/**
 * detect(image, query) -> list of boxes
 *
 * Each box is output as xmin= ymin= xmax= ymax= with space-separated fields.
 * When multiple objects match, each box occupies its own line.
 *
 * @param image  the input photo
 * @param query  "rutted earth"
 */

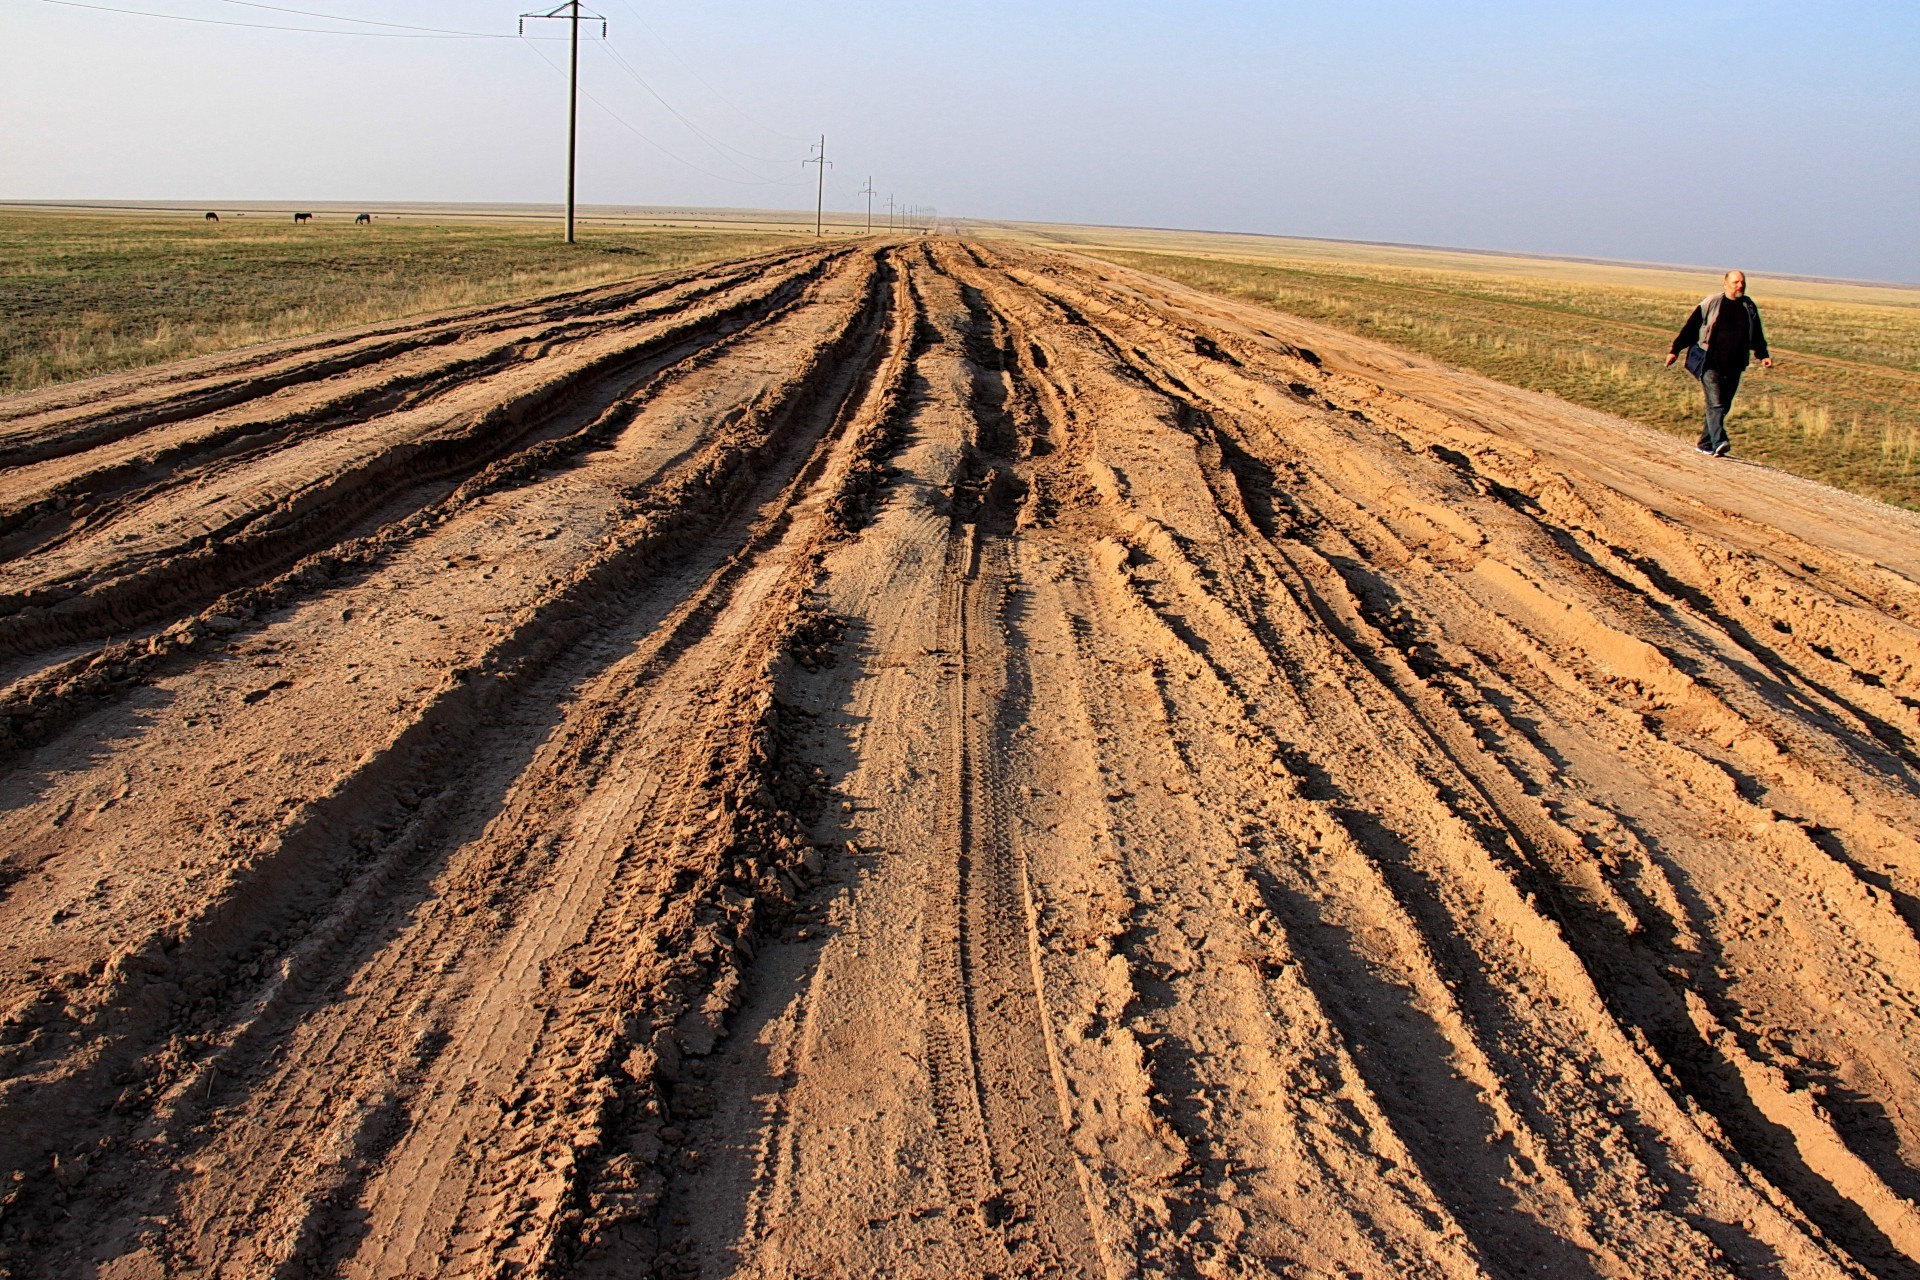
xmin=1 ymin=238 xmax=1918 ymax=1280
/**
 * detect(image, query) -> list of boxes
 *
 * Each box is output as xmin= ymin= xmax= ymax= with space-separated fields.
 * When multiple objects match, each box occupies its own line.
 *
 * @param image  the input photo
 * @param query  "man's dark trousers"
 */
xmin=1700 ymin=367 xmax=1742 ymax=454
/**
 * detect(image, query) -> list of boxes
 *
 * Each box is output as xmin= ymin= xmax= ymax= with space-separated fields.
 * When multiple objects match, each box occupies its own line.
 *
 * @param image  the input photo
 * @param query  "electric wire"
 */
xmin=32 ymin=0 xmax=522 ymax=37
xmin=209 ymin=0 xmax=510 ymax=37
xmin=33 ymin=0 xmax=821 ymax=193
xmin=518 ymin=38 xmax=807 ymax=188
xmin=596 ymin=41 xmax=797 ymax=175
xmin=602 ymin=0 xmax=809 ymax=143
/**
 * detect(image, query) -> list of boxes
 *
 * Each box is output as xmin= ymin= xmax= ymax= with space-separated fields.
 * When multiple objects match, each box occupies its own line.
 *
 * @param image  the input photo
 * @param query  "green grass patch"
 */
xmin=1083 ymin=248 xmax=1920 ymax=510
xmin=0 ymin=212 xmax=797 ymax=393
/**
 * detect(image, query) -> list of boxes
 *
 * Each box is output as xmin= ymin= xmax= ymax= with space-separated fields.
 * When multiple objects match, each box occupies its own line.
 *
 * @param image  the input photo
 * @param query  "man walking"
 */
xmin=1666 ymin=270 xmax=1774 ymax=457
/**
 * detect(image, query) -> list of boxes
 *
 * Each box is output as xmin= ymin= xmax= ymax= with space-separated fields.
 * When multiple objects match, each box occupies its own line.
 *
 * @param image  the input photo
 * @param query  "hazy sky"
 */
xmin=4 ymin=0 xmax=1917 ymax=281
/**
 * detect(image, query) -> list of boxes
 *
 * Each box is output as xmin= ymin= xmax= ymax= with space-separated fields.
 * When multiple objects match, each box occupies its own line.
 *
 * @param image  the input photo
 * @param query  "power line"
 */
xmin=601 ymin=0 xmax=809 ymax=144
xmin=518 ymin=38 xmax=805 ymax=189
xmin=33 ymin=0 xmax=518 ymax=38
xmin=595 ymin=41 xmax=796 ymax=177
xmin=210 ymin=0 xmax=509 ymax=37
xmin=40 ymin=0 xmax=828 ymax=212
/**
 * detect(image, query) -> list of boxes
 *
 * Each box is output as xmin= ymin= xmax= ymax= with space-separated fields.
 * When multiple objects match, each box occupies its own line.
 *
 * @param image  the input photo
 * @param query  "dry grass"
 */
xmin=0 ymin=212 xmax=797 ymax=393
xmin=1045 ymin=237 xmax=1920 ymax=509
xmin=968 ymin=221 xmax=1920 ymax=508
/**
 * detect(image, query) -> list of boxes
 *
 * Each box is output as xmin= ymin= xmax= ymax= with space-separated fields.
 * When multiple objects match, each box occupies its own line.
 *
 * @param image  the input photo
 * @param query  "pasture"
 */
xmin=0 ymin=208 xmax=795 ymax=393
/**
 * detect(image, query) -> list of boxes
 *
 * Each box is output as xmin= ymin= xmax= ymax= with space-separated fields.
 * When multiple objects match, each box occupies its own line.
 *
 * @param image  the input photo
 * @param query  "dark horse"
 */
xmin=293 ymin=212 xmax=313 ymax=224
xmin=204 ymin=211 xmax=219 ymax=222
xmin=354 ymin=213 xmax=371 ymax=225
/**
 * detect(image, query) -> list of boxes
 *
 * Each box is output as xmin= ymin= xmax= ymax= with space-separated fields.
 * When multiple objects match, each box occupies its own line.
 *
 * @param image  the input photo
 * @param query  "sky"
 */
xmin=3 ymin=0 xmax=1917 ymax=281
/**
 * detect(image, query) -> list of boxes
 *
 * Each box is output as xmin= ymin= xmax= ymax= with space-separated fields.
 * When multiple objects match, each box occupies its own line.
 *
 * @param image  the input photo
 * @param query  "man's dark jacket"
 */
xmin=1672 ymin=293 xmax=1770 ymax=374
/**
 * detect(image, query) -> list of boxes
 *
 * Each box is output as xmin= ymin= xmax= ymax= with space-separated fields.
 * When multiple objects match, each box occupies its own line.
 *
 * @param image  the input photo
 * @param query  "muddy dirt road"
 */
xmin=1 ymin=240 xmax=1918 ymax=1279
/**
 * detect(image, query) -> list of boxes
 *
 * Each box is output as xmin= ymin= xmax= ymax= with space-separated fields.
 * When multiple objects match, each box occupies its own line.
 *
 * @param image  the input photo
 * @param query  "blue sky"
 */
xmin=3 ymin=0 xmax=1916 ymax=280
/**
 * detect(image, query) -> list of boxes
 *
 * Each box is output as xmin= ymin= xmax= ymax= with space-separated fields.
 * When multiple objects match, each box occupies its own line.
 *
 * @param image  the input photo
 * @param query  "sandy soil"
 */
xmin=1 ymin=240 xmax=1917 ymax=1280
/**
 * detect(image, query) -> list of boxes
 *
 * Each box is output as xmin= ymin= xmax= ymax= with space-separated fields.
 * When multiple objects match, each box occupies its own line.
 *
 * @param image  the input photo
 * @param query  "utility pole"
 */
xmin=857 ymin=177 xmax=876 ymax=234
xmin=521 ymin=1 xmax=607 ymax=245
xmin=804 ymin=135 xmax=830 ymax=236
xmin=886 ymin=194 xmax=895 ymax=233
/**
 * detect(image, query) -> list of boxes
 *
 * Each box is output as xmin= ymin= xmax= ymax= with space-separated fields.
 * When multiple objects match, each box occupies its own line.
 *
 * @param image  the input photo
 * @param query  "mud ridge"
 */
xmin=0 ymin=250 xmax=849 ymax=674
xmin=0 ymin=248 xmax=892 ymax=1263
xmin=3 ymin=239 xmax=1917 ymax=1280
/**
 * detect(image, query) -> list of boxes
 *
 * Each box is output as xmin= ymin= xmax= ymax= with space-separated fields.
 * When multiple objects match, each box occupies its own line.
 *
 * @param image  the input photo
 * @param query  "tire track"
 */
xmin=918 ymin=518 xmax=1106 ymax=1278
xmin=0 ymin=246 xmax=818 ymax=468
xmin=0 ymin=249 xmax=850 ymax=669
xmin=4 ymin=238 xmax=1917 ymax=1280
xmin=0 ymin=252 xmax=781 ymax=555
xmin=0 ymin=253 xmax=860 ymax=765
xmin=973 ymin=243 xmax=1918 ymax=1276
xmin=0 ymin=248 xmax=894 ymax=1275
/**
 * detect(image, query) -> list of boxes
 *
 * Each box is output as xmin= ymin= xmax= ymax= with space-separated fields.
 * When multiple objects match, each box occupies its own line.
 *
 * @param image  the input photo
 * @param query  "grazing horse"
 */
xmin=355 ymin=213 xmax=371 ymax=225
xmin=293 ymin=212 xmax=313 ymax=224
xmin=204 ymin=211 xmax=219 ymax=222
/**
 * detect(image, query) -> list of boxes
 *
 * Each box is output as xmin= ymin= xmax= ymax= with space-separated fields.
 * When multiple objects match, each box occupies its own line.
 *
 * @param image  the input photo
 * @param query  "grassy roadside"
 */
xmin=1081 ymin=247 xmax=1920 ymax=510
xmin=0 ymin=212 xmax=797 ymax=393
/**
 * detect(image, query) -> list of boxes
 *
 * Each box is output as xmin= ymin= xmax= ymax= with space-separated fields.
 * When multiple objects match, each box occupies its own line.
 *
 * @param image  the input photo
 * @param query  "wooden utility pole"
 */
xmin=566 ymin=2 xmax=579 ymax=242
xmin=804 ymin=135 xmax=830 ymax=236
xmin=521 ymin=2 xmax=607 ymax=244
xmin=858 ymin=177 xmax=876 ymax=233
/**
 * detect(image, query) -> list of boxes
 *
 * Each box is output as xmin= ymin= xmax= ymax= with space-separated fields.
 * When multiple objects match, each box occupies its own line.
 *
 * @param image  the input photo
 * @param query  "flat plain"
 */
xmin=0 ymin=207 xmax=799 ymax=392
xmin=1 ymin=230 xmax=1918 ymax=1278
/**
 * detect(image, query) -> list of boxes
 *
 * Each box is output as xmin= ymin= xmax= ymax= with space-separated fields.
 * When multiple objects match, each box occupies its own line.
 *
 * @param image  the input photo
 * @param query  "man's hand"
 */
xmin=1760 ymin=356 xmax=1775 ymax=370
xmin=1664 ymin=352 xmax=1677 ymax=367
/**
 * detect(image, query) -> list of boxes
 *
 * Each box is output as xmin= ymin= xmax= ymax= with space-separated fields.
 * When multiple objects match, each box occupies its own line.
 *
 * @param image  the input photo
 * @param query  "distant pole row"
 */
xmin=890 ymin=203 xmax=936 ymax=234
xmin=514 ymin=19 xmax=928 ymax=245
xmin=865 ymin=196 xmax=933 ymax=236
xmin=807 ymin=145 xmax=930 ymax=239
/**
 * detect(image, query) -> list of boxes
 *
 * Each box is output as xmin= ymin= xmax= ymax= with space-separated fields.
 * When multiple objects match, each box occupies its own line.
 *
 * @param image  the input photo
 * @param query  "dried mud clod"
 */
xmin=553 ymin=620 xmax=844 ymax=1276
xmin=786 ymin=610 xmax=850 ymax=672
xmin=512 ymin=266 xmax=905 ymax=1274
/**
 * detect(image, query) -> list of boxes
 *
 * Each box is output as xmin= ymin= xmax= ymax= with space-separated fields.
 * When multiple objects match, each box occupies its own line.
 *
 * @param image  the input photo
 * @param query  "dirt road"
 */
xmin=1 ymin=240 xmax=1917 ymax=1279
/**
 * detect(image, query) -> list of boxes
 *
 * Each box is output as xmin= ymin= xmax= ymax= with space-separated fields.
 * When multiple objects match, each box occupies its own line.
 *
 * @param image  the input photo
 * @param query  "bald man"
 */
xmin=1667 ymin=270 xmax=1775 ymax=457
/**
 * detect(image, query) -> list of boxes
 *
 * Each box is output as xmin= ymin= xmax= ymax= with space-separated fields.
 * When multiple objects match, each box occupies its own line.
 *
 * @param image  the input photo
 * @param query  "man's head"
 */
xmin=1723 ymin=270 xmax=1747 ymax=299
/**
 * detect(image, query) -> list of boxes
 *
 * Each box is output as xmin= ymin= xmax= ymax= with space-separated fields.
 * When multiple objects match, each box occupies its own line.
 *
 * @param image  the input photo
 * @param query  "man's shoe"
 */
xmin=1697 ymin=445 xmax=1716 ymax=455
xmin=1713 ymin=441 xmax=1731 ymax=457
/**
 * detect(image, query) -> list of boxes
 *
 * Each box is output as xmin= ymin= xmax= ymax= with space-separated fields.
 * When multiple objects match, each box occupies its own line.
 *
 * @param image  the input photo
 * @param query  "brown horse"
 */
xmin=204 ymin=211 xmax=219 ymax=222
xmin=293 ymin=212 xmax=313 ymax=224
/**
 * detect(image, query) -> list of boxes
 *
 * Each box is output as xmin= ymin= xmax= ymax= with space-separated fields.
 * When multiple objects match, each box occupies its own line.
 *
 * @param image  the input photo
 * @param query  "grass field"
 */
xmin=976 ymin=223 xmax=1920 ymax=510
xmin=0 ymin=211 xmax=796 ymax=393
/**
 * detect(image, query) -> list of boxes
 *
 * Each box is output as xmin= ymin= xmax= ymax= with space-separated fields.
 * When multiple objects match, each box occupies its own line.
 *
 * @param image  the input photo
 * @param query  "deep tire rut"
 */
xmin=1 ymin=239 xmax=1916 ymax=1280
